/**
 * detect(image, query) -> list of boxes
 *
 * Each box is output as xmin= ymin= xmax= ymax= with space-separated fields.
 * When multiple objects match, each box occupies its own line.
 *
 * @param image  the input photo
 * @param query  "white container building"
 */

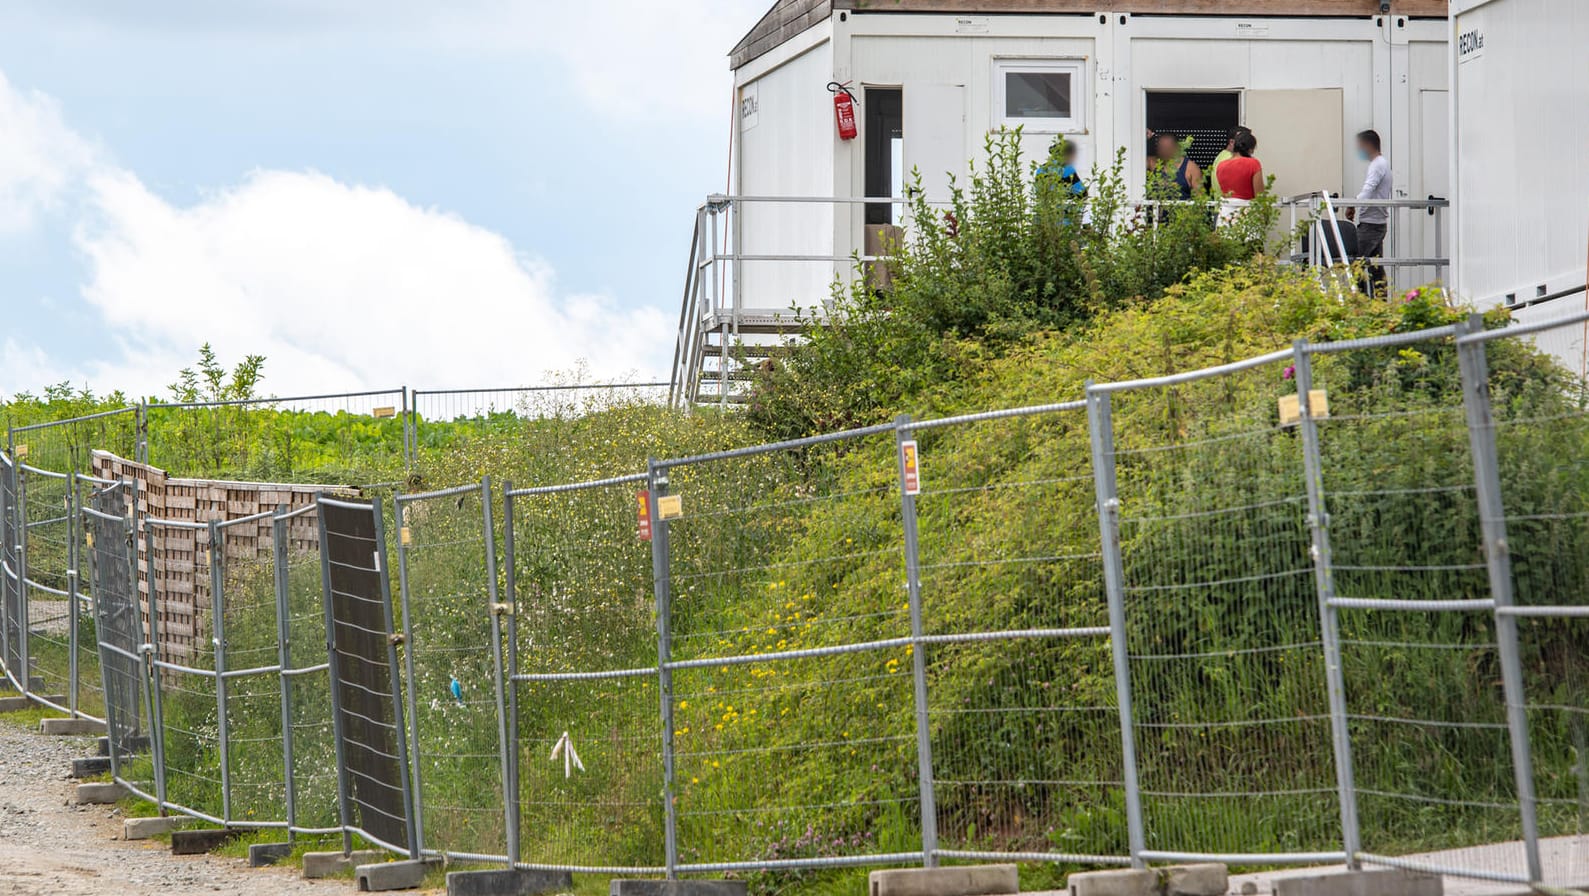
xmin=674 ymin=0 xmax=1453 ymax=401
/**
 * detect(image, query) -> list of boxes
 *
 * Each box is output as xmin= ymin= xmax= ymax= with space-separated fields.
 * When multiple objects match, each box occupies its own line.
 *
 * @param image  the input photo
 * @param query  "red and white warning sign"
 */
xmin=637 ymin=490 xmax=652 ymax=542
xmin=900 ymin=440 xmax=921 ymax=495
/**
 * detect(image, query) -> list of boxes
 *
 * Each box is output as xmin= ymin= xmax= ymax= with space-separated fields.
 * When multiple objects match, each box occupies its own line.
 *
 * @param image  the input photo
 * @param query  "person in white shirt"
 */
xmin=1345 ymin=129 xmax=1392 ymax=292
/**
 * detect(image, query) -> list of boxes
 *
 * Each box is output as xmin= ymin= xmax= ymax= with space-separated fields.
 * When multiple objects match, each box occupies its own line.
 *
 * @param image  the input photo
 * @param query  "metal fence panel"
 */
xmin=659 ymin=429 xmax=922 ymax=872
xmin=506 ymin=476 xmax=665 ymax=874
xmin=20 ymin=464 xmax=99 ymax=719
xmin=87 ymin=481 xmax=153 ymax=796
xmin=396 ymin=480 xmax=510 ymax=861
xmin=1 ymin=454 xmax=22 ymax=688
xmin=145 ymin=390 xmax=407 ymax=482
xmin=1099 ymin=352 xmax=1345 ymax=864
xmin=319 ymin=495 xmax=417 ymax=857
xmin=8 ymin=407 xmax=139 ymax=475
xmin=1470 ymin=310 xmax=1589 ymax=888
xmin=1306 ymin=328 xmax=1532 ymax=883
xmin=909 ymin=406 xmax=1128 ymax=867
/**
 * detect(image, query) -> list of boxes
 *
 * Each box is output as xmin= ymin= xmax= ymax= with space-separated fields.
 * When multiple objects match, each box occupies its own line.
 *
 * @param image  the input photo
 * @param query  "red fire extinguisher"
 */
xmin=829 ymin=81 xmax=858 ymax=141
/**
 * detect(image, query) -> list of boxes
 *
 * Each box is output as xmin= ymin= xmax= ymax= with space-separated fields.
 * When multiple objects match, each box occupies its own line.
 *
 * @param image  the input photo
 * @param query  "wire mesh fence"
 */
xmin=144 ymin=390 xmax=409 ymax=484
xmin=395 ymin=480 xmax=511 ymax=862
xmin=659 ymin=428 xmax=922 ymax=873
xmin=8 ymin=407 xmax=139 ymax=475
xmin=1470 ymin=309 xmax=1589 ymax=889
xmin=18 ymin=464 xmax=98 ymax=719
xmin=908 ymin=406 xmax=1125 ymax=867
xmin=505 ymin=475 xmax=666 ymax=874
xmin=85 ymin=478 xmax=155 ymax=799
xmin=409 ymin=384 xmax=669 ymax=462
xmin=1 ymin=320 xmax=1588 ymax=890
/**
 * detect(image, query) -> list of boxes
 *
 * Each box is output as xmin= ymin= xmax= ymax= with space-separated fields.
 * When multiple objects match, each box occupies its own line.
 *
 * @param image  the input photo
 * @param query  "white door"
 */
xmin=903 ymin=84 xmax=967 ymax=207
xmin=1243 ymin=89 xmax=1345 ymax=200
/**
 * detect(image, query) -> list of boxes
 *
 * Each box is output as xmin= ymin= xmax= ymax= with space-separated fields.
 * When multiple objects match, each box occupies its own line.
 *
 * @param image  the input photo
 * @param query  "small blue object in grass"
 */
xmin=450 ymin=677 xmax=464 ymax=707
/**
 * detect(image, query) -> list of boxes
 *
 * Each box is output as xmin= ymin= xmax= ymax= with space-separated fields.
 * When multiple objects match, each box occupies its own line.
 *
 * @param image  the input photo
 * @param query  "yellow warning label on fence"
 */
xmin=400 ymin=526 xmax=412 ymax=546
xmin=1278 ymin=390 xmax=1330 ymax=426
xmin=657 ymin=494 xmax=684 ymax=520
xmin=372 ymin=407 xmax=397 ymax=419
xmin=13 ymin=444 xmax=26 ymax=459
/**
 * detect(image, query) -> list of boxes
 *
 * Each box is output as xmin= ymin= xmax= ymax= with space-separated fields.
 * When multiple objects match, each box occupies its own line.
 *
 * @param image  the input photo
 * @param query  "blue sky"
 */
xmin=0 ymin=0 xmax=766 ymax=397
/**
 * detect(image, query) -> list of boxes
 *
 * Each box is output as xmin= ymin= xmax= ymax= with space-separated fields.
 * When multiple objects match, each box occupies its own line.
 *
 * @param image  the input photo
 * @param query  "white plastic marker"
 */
xmin=549 ymin=731 xmax=584 ymax=778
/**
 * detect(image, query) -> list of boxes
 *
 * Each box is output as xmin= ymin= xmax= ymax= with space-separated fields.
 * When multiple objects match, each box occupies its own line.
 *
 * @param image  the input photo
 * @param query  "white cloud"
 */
xmin=0 ymin=69 xmax=96 ymax=235
xmin=0 ymin=71 xmax=673 ymax=399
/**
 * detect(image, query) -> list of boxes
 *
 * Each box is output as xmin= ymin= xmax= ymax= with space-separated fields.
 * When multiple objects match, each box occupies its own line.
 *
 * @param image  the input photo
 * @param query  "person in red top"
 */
xmin=1215 ymin=131 xmax=1265 ymax=200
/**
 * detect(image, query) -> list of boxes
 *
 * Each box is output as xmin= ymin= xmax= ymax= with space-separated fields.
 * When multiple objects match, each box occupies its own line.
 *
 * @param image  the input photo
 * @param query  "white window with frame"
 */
xmin=993 ymin=59 xmax=1086 ymax=133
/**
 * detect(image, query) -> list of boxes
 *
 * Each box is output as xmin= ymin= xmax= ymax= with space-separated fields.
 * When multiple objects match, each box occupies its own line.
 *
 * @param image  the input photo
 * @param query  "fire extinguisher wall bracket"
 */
xmin=828 ymin=81 xmax=859 ymax=142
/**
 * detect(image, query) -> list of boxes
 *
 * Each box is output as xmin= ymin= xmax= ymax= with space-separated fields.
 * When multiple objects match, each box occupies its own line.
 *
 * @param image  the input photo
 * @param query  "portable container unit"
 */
xmin=1449 ymin=0 xmax=1589 ymax=311
xmin=729 ymin=0 xmax=1450 ymax=318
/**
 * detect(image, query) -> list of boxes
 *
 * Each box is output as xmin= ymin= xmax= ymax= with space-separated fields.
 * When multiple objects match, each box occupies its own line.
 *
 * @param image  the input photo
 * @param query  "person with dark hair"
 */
xmin=1211 ymin=126 xmax=1252 ymax=197
xmin=1215 ymin=130 xmax=1264 ymax=201
xmin=1347 ymin=129 xmax=1392 ymax=290
xmin=1148 ymin=132 xmax=1202 ymax=200
xmin=1038 ymin=137 xmax=1087 ymax=198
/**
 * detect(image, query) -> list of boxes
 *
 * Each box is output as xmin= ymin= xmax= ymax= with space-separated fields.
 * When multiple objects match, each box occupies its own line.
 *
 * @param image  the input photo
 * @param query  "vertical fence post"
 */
xmin=67 ymin=471 xmax=81 ymax=717
xmin=895 ymin=415 xmax=938 ymax=867
xmin=1293 ymin=341 xmax=1363 ymax=868
xmin=481 ymin=477 xmax=518 ymax=866
xmin=143 ymin=513 xmax=170 ymax=813
xmin=15 ymin=458 xmax=30 ymax=696
xmin=501 ymin=484 xmax=523 ymax=867
xmin=135 ymin=402 xmax=149 ymax=466
xmin=272 ymin=506 xmax=298 ymax=839
xmin=208 ymin=519 xmax=233 ymax=825
xmin=647 ymin=459 xmax=680 ymax=879
xmin=403 ymin=386 xmax=416 ymax=473
xmin=395 ymin=494 xmax=426 ymax=856
xmin=1456 ymin=316 xmax=1544 ymax=883
xmin=1086 ymin=385 xmax=1147 ymax=868
xmin=315 ymin=497 xmax=355 ymax=855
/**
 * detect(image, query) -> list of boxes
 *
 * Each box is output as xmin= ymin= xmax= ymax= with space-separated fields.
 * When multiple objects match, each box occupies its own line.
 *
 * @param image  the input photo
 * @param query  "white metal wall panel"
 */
xmin=1453 ymin=0 xmax=1589 ymax=304
xmin=734 ymin=39 xmax=838 ymax=315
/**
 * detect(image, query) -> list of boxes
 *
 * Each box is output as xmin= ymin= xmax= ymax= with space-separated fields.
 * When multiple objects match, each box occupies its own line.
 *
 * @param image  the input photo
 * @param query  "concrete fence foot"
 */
xmin=70 ymin=756 xmax=111 ymax=778
xmin=868 ymin=865 xmax=1019 ymax=896
xmin=446 ymin=868 xmax=573 ymax=896
xmin=41 ymin=718 xmax=105 ymax=736
xmin=1274 ymin=870 xmax=1442 ymax=896
xmin=1162 ymin=864 xmax=1229 ymax=896
xmin=355 ymin=859 xmax=431 ymax=892
xmin=1065 ymin=869 xmax=1158 ymax=896
xmin=610 ymin=883 xmax=749 ymax=896
xmin=72 ymin=781 xmax=126 ymax=805
xmin=124 ymin=816 xmax=186 ymax=840
xmin=248 ymin=841 xmax=295 ymax=867
xmin=0 ymin=694 xmax=64 ymax=713
xmin=171 ymin=828 xmax=241 ymax=855
xmin=302 ymin=849 xmax=384 ymax=879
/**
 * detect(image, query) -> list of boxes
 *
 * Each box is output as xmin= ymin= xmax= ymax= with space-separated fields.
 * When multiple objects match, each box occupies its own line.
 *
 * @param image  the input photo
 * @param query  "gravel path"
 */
xmin=0 ymin=719 xmax=351 ymax=896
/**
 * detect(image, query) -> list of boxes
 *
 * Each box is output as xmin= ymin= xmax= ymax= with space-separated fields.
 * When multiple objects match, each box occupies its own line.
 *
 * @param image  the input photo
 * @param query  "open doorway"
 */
xmin=864 ymin=87 xmax=903 ymax=226
xmin=1146 ymin=91 xmax=1240 ymax=170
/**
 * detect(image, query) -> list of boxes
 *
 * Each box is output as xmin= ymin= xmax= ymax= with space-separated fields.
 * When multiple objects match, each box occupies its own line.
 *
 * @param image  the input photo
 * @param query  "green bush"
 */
xmin=745 ymin=130 xmax=1279 ymax=441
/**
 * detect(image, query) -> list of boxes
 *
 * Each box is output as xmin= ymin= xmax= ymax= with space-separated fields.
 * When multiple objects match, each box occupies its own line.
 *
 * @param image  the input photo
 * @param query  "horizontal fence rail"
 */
xmin=1 ymin=310 xmax=1587 ymax=890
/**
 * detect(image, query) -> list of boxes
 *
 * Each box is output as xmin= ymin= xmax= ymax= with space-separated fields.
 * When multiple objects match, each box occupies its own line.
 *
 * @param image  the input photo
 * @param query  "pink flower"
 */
xmin=1283 ymin=365 xmax=1296 ymax=381
xmin=1403 ymin=289 xmax=1421 ymax=303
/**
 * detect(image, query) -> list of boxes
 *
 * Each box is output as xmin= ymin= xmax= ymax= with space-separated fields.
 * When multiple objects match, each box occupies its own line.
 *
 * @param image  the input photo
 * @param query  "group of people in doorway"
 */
xmin=1142 ymin=125 xmax=1393 ymax=283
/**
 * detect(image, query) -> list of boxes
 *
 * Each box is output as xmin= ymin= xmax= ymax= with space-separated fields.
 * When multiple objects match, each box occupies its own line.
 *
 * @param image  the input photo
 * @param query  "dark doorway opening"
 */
xmin=1146 ymin=91 xmax=1241 ymax=170
xmin=864 ymin=87 xmax=903 ymax=225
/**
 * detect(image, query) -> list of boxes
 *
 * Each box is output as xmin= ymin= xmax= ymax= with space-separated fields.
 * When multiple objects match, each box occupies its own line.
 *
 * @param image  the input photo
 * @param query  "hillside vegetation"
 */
xmin=8 ymin=131 xmax=1586 ymax=895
